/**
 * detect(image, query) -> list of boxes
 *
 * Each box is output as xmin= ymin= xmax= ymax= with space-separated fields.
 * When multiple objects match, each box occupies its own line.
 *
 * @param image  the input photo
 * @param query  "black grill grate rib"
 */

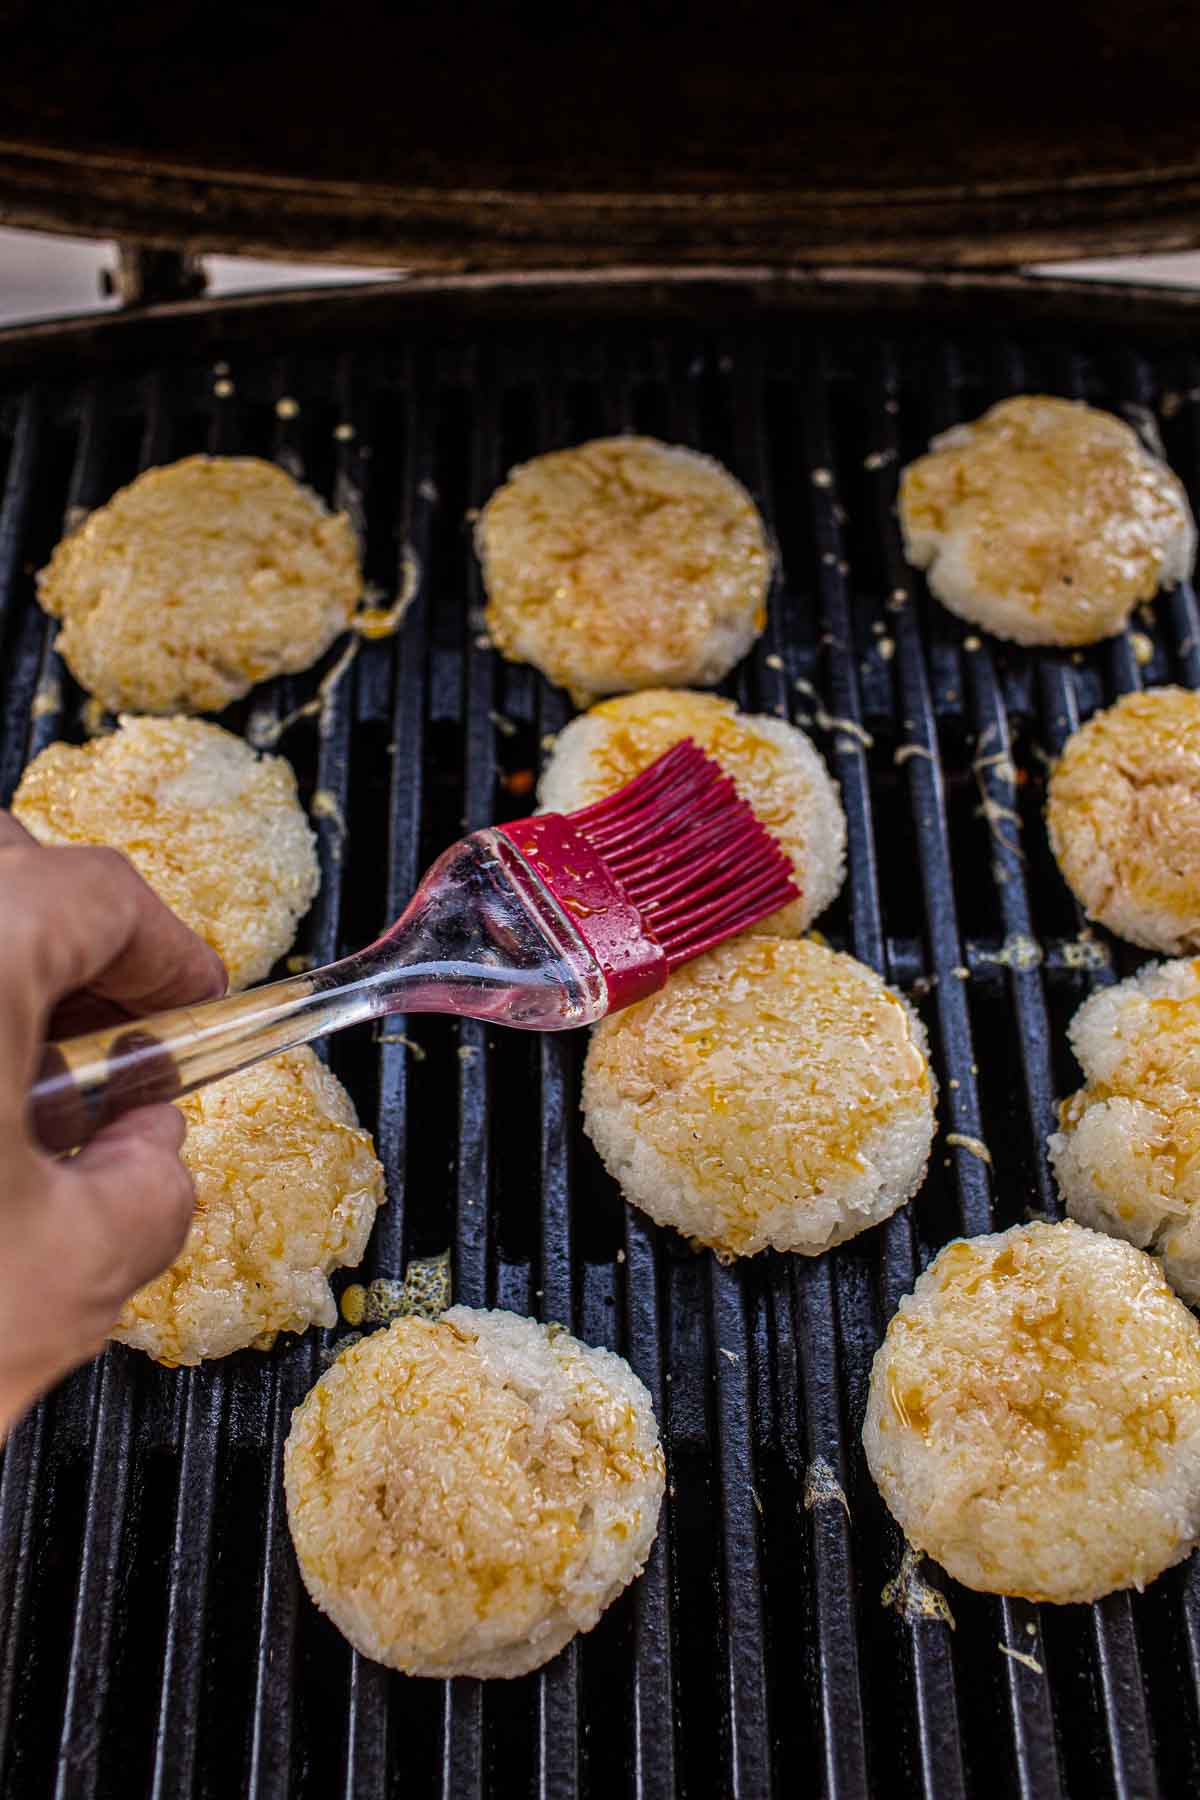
xmin=802 ymin=346 xmax=969 ymax=1800
xmin=2 ymin=316 xmax=1200 ymax=1796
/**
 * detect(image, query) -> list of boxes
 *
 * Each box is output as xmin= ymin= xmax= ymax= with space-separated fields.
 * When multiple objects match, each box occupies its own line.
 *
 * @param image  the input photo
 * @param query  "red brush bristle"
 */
xmin=498 ymin=739 xmax=801 ymax=1012
xmin=566 ymin=740 xmax=798 ymax=969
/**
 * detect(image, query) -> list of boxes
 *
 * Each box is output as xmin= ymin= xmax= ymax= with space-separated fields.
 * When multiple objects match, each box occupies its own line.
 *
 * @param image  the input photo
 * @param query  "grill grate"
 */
xmin=1 ymin=317 xmax=1199 ymax=1797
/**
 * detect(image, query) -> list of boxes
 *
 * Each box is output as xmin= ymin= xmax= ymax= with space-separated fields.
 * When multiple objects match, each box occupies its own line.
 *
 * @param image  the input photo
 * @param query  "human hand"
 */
xmin=0 ymin=815 xmax=227 ymax=1437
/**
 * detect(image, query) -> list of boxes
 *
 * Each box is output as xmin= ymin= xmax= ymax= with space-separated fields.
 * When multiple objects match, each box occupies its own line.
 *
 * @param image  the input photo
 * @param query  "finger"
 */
xmin=1 ymin=845 xmax=227 ymax=1011
xmin=66 ymin=1102 xmax=194 ymax=1296
xmin=0 ymin=846 xmax=227 ymax=1097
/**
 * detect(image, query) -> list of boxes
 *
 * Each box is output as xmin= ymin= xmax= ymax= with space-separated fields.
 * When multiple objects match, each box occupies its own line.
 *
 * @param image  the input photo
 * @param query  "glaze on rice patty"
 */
xmin=863 ymin=1220 xmax=1200 ymax=1603
xmin=37 ymin=454 xmax=363 ymax=713
xmin=538 ymin=688 xmax=845 ymax=937
xmin=475 ymin=436 xmax=771 ymax=702
xmin=582 ymin=937 xmax=936 ymax=1259
xmin=899 ymin=396 xmax=1195 ymax=646
xmin=1046 ymin=686 xmax=1200 ymax=954
xmin=284 ymin=1307 xmax=665 ymax=1678
xmin=12 ymin=715 xmax=319 ymax=991
xmin=1051 ymin=957 xmax=1200 ymax=1303
xmin=112 ymin=1048 xmax=385 ymax=1366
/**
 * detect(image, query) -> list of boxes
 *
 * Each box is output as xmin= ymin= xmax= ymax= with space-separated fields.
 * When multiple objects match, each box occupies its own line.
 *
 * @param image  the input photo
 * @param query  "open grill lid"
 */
xmin=2 ymin=0 xmax=1200 ymax=272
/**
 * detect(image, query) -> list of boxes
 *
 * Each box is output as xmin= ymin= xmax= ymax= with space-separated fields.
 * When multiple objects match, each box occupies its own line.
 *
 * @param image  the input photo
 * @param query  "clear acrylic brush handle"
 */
xmin=28 ymin=829 xmax=608 ymax=1155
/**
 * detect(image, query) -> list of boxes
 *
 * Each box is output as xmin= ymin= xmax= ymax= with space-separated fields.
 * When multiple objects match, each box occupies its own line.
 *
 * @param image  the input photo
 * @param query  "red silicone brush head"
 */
xmin=497 ymin=740 xmax=800 ymax=1011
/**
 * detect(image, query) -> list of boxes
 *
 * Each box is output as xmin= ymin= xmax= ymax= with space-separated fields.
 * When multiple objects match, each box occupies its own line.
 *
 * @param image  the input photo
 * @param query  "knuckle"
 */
xmin=0 ymin=845 xmax=142 ymax=997
xmin=52 ymin=844 xmax=142 ymax=919
xmin=9 ymin=841 xmax=129 ymax=889
xmin=68 ymin=843 xmax=140 ymax=899
xmin=3 ymin=845 xmax=103 ymax=928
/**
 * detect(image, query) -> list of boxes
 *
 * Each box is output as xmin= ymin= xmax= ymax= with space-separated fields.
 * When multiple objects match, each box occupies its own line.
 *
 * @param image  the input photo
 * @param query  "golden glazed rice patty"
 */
xmin=284 ymin=1307 xmax=665 ymax=1678
xmin=37 ymin=455 xmax=362 ymax=713
xmin=538 ymin=689 xmax=845 ymax=937
xmin=582 ymin=937 xmax=936 ymax=1259
xmin=899 ymin=396 xmax=1195 ymax=646
xmin=475 ymin=436 xmax=771 ymax=702
xmin=863 ymin=1221 xmax=1200 ymax=1604
xmin=1046 ymin=687 xmax=1200 ymax=954
xmin=1051 ymin=957 xmax=1200 ymax=1304
xmin=12 ymin=715 xmax=319 ymax=991
xmin=112 ymin=1049 xmax=385 ymax=1366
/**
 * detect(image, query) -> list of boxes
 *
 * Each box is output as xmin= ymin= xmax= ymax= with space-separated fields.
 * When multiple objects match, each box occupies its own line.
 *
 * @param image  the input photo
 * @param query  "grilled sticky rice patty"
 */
xmin=899 ymin=396 xmax=1195 ymax=646
xmin=13 ymin=714 xmax=319 ymax=991
xmin=1046 ymin=687 xmax=1200 ymax=954
xmin=37 ymin=454 xmax=362 ymax=713
xmin=582 ymin=936 xmax=936 ymax=1259
xmin=538 ymin=688 xmax=845 ymax=937
xmin=284 ymin=1307 xmax=665 ymax=1678
xmin=863 ymin=1220 xmax=1200 ymax=1604
xmin=475 ymin=436 xmax=771 ymax=703
xmin=112 ymin=1049 xmax=385 ymax=1366
xmin=1051 ymin=957 xmax=1200 ymax=1304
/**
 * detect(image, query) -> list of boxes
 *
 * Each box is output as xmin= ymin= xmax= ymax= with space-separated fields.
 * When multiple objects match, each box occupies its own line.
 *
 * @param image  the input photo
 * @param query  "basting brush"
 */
xmin=29 ymin=739 xmax=798 ymax=1151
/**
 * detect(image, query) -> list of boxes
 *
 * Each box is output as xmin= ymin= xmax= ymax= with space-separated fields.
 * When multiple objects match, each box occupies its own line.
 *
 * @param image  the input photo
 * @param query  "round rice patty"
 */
xmin=1050 ymin=957 xmax=1200 ymax=1304
xmin=112 ymin=1048 xmax=385 ymax=1366
xmin=582 ymin=937 xmax=936 ymax=1259
xmin=538 ymin=689 xmax=845 ymax=936
xmin=37 ymin=454 xmax=362 ymax=713
xmin=475 ymin=436 xmax=771 ymax=702
xmin=1046 ymin=687 xmax=1200 ymax=953
xmin=863 ymin=1220 xmax=1200 ymax=1603
xmin=12 ymin=715 xmax=319 ymax=991
xmin=284 ymin=1307 xmax=665 ymax=1678
xmin=899 ymin=396 xmax=1195 ymax=646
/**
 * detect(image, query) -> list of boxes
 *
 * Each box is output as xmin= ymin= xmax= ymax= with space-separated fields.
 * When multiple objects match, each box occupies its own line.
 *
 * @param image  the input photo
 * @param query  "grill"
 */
xmin=1 ymin=306 xmax=1199 ymax=1799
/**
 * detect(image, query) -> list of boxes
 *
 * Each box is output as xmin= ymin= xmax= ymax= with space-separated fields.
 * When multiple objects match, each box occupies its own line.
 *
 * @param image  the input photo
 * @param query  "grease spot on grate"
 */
xmin=803 ymin=1457 xmax=850 ymax=1518
xmin=340 ymin=1253 xmax=452 ymax=1329
xmin=883 ymin=1546 xmax=956 ymax=1628
xmin=978 ymin=933 xmax=1043 ymax=971
xmin=946 ymin=1132 xmax=993 ymax=1166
